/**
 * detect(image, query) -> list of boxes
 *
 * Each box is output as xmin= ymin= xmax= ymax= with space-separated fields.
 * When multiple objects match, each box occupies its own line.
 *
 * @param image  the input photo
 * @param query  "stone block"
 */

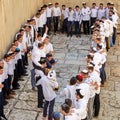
xmin=8 ymin=109 xmax=37 ymax=120
xmin=111 ymin=67 xmax=120 ymax=77
xmin=107 ymin=55 xmax=118 ymax=62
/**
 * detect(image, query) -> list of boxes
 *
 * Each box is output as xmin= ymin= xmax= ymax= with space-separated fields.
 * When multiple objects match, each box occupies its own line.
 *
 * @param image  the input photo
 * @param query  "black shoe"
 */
xmin=3 ymin=100 xmax=8 ymax=106
xmin=12 ymin=86 xmax=20 ymax=90
xmin=1 ymin=114 xmax=7 ymax=120
xmin=22 ymin=73 xmax=28 ymax=76
xmin=24 ymin=67 xmax=27 ymax=69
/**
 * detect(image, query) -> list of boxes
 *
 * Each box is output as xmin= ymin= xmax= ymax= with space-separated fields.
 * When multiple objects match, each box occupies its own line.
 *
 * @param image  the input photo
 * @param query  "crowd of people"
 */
xmin=0 ymin=1 xmax=119 ymax=120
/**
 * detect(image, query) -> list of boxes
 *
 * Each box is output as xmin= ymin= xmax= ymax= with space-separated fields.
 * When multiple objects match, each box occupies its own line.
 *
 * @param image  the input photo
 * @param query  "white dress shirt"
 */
xmin=76 ymin=83 xmax=90 ymax=103
xmin=32 ymin=48 xmax=46 ymax=67
xmin=89 ymin=71 xmax=101 ymax=95
xmin=105 ymin=7 xmax=110 ymax=19
xmin=3 ymin=60 xmax=8 ymax=80
xmin=46 ymin=7 xmax=52 ymax=18
xmin=75 ymin=98 xmax=87 ymax=119
xmin=8 ymin=59 xmax=14 ymax=75
xmin=44 ymin=42 xmax=53 ymax=54
xmin=81 ymin=7 xmax=91 ymax=21
xmin=62 ymin=8 xmax=69 ymax=19
xmin=68 ymin=10 xmax=74 ymax=21
xmin=91 ymin=7 xmax=98 ymax=18
xmin=74 ymin=10 xmax=81 ymax=21
xmin=36 ymin=75 xmax=58 ymax=101
xmin=52 ymin=7 xmax=61 ymax=17
xmin=38 ymin=15 xmax=44 ymax=28
xmin=41 ymin=10 xmax=47 ymax=25
xmin=60 ymin=85 xmax=77 ymax=107
xmin=97 ymin=8 xmax=106 ymax=20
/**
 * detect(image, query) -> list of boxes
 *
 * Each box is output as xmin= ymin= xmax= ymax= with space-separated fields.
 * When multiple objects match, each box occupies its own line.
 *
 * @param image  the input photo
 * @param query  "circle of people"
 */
xmin=0 ymin=1 xmax=119 ymax=120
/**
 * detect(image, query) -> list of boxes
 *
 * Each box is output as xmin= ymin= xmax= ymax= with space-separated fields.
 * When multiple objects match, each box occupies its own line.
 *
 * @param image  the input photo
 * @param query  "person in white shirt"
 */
xmin=109 ymin=10 xmax=118 ymax=45
xmin=38 ymin=9 xmax=44 ymax=36
xmin=17 ymin=35 xmax=28 ymax=77
xmin=0 ymin=66 xmax=7 ymax=120
xmin=35 ymin=58 xmax=47 ymax=110
xmin=87 ymin=63 xmax=101 ymax=118
xmin=67 ymin=7 xmax=74 ymax=37
xmin=105 ymin=2 xmax=111 ymax=19
xmin=60 ymin=77 xmax=77 ymax=108
xmin=37 ymin=70 xmax=59 ymax=120
xmin=46 ymin=3 xmax=53 ymax=35
xmin=90 ymin=3 xmax=98 ymax=26
xmin=32 ymin=42 xmax=45 ymax=67
xmin=33 ymin=26 xmax=48 ymax=51
xmin=97 ymin=3 xmax=106 ymax=20
xmin=101 ymin=17 xmax=113 ymax=50
xmin=61 ymin=103 xmax=79 ymax=120
xmin=96 ymin=44 xmax=106 ymax=86
xmin=81 ymin=2 xmax=91 ymax=34
xmin=6 ymin=53 xmax=16 ymax=97
xmin=61 ymin=5 xmax=68 ymax=33
xmin=34 ymin=12 xmax=40 ymax=32
xmin=75 ymin=89 xmax=88 ymax=120
xmin=52 ymin=3 xmax=61 ymax=34
xmin=76 ymin=74 xmax=90 ymax=104
xmin=41 ymin=5 xmax=47 ymax=36
xmin=43 ymin=36 xmax=54 ymax=55
xmin=74 ymin=5 xmax=81 ymax=37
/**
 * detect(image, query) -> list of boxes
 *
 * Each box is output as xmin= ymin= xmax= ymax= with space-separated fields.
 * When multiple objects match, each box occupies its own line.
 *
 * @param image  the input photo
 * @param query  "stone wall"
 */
xmin=0 ymin=0 xmax=43 ymax=58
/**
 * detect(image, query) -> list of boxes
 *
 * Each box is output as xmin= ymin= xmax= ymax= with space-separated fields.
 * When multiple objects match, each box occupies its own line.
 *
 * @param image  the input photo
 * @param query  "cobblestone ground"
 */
xmin=4 ymin=34 xmax=120 ymax=120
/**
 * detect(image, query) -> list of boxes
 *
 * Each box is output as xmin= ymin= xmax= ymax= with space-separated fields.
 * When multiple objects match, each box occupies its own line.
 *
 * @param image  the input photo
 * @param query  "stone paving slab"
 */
xmin=5 ymin=34 xmax=120 ymax=120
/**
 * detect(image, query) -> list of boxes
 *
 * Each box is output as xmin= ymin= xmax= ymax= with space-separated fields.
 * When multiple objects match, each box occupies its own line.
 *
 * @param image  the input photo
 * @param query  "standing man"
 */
xmin=52 ymin=3 xmax=61 ymax=35
xmin=46 ymin=3 xmax=53 ymax=35
xmin=81 ymin=2 xmax=91 ymax=35
xmin=67 ymin=7 xmax=74 ymax=37
xmin=105 ymin=2 xmax=111 ymax=19
xmin=74 ymin=5 xmax=81 ymax=37
xmin=109 ymin=10 xmax=118 ymax=45
xmin=97 ymin=3 xmax=106 ymax=20
xmin=61 ymin=5 xmax=68 ymax=33
xmin=90 ymin=3 xmax=98 ymax=26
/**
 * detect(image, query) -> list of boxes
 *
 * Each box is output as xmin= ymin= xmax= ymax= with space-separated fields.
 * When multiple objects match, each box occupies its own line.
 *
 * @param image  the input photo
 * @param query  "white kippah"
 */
xmin=80 ymin=89 xmax=85 ymax=96
xmin=81 ymin=69 xmax=88 ymax=73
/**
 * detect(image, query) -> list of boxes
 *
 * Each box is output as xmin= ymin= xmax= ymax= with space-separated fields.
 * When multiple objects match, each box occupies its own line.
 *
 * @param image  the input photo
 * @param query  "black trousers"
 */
xmin=53 ymin=16 xmax=59 ymax=33
xmin=91 ymin=17 xmax=97 ymax=26
xmin=112 ymin=27 xmax=117 ymax=45
xmin=67 ymin=21 xmax=73 ymax=36
xmin=74 ymin=21 xmax=81 ymax=35
xmin=82 ymin=20 xmax=90 ymax=34
xmin=37 ymin=85 xmax=44 ymax=108
xmin=38 ymin=27 xmax=43 ymax=36
xmin=94 ymin=93 xmax=100 ymax=117
xmin=47 ymin=17 xmax=52 ymax=33
xmin=61 ymin=18 xmax=68 ymax=33
xmin=17 ymin=59 xmax=24 ymax=77
xmin=0 ymin=92 xmax=4 ymax=116
xmin=7 ymin=75 xmax=12 ymax=95
xmin=12 ymin=64 xmax=19 ymax=89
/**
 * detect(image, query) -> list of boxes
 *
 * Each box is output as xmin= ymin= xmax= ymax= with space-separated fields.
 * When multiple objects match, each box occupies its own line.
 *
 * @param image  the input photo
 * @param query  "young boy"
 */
xmin=75 ymin=89 xmax=88 ymax=120
xmin=37 ymin=70 xmax=58 ymax=120
xmin=0 ymin=66 xmax=7 ymax=120
xmin=60 ymin=77 xmax=77 ymax=107
xmin=61 ymin=103 xmax=78 ymax=120
xmin=52 ymin=112 xmax=60 ymax=120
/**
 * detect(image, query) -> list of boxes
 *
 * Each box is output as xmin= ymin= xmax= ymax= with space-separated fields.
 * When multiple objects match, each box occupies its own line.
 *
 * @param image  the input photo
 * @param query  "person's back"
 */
xmin=60 ymin=77 xmax=77 ymax=107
